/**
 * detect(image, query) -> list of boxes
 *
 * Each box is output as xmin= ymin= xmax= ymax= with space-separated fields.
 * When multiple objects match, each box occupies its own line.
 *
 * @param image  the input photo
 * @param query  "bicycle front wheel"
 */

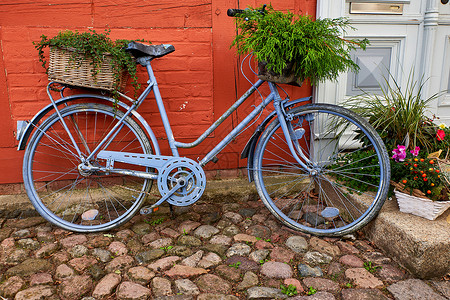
xmin=253 ymin=103 xmax=390 ymax=236
xmin=23 ymin=103 xmax=153 ymax=232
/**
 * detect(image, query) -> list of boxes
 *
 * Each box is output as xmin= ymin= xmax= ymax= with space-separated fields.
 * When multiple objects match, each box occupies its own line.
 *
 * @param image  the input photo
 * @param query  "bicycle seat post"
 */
xmin=142 ymin=58 xmax=180 ymax=157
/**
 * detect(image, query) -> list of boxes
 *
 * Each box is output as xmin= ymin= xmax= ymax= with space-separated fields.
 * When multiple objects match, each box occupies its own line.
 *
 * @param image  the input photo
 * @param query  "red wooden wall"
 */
xmin=0 ymin=0 xmax=316 ymax=191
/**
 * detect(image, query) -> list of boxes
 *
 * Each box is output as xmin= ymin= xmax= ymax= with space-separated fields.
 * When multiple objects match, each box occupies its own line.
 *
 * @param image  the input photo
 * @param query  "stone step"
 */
xmin=364 ymin=197 xmax=450 ymax=279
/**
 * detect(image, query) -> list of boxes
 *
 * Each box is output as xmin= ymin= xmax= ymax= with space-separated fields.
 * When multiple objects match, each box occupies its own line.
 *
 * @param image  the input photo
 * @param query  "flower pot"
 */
xmin=394 ymin=189 xmax=450 ymax=220
xmin=257 ymin=61 xmax=303 ymax=86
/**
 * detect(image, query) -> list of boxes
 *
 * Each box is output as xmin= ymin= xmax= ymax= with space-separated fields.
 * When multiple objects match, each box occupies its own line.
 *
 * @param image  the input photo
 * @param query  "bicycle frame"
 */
xmin=45 ymin=59 xmax=312 ymax=176
xmin=140 ymin=60 xmax=311 ymax=170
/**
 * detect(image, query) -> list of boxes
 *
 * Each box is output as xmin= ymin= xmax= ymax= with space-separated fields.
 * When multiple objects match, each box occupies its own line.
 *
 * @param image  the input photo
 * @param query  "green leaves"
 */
xmin=307 ymin=286 xmax=317 ymax=295
xmin=364 ymin=261 xmax=382 ymax=273
xmin=145 ymin=217 xmax=165 ymax=226
xmin=228 ymin=261 xmax=241 ymax=269
xmin=329 ymin=149 xmax=381 ymax=193
xmin=280 ymin=284 xmax=298 ymax=296
xmin=344 ymin=71 xmax=442 ymax=152
xmin=231 ymin=5 xmax=369 ymax=84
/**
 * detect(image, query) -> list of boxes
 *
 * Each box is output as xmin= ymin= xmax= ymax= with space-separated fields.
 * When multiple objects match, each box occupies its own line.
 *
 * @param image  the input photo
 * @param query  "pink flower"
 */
xmin=392 ymin=145 xmax=407 ymax=162
xmin=437 ymin=129 xmax=445 ymax=141
xmin=410 ymin=146 xmax=420 ymax=157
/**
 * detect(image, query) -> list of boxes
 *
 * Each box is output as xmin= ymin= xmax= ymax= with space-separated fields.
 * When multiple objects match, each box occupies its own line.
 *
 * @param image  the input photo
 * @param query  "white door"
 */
xmin=316 ymin=0 xmax=450 ymax=123
xmin=431 ymin=0 xmax=450 ymax=123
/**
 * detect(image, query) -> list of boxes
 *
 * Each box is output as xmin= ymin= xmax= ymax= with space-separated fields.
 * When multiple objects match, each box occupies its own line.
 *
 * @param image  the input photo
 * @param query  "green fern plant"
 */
xmin=231 ymin=4 xmax=369 ymax=84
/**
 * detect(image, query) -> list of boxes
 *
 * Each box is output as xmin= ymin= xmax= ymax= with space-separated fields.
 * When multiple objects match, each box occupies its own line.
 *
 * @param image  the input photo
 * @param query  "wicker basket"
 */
xmin=394 ymin=189 xmax=450 ymax=220
xmin=48 ymin=47 xmax=127 ymax=91
xmin=438 ymin=158 xmax=450 ymax=186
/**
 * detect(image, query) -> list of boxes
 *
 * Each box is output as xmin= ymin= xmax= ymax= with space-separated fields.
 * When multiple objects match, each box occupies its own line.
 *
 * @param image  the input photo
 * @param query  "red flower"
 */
xmin=437 ymin=129 xmax=445 ymax=141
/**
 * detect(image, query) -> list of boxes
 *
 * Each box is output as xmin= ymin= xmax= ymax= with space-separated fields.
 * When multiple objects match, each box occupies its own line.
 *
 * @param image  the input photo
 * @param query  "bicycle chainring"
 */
xmin=157 ymin=157 xmax=206 ymax=206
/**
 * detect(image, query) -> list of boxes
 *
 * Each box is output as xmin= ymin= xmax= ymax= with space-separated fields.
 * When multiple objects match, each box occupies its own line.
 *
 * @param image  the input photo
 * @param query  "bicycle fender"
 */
xmin=242 ymin=96 xmax=311 ymax=182
xmin=17 ymin=94 xmax=161 ymax=155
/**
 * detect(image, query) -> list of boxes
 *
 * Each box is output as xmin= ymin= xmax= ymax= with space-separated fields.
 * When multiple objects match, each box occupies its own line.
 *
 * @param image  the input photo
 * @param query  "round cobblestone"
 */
xmin=226 ymin=243 xmax=252 ymax=257
xmin=285 ymin=235 xmax=308 ymax=253
xmin=261 ymin=261 xmax=293 ymax=279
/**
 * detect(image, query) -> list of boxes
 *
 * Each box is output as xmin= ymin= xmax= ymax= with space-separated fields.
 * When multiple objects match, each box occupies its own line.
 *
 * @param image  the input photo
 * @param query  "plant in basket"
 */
xmin=391 ymin=145 xmax=445 ymax=200
xmin=230 ymin=4 xmax=369 ymax=85
xmin=34 ymin=29 xmax=147 ymax=97
xmin=390 ymin=144 xmax=450 ymax=220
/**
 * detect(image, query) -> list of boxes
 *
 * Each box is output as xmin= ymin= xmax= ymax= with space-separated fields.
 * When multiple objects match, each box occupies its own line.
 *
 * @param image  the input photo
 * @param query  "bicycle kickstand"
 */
xmin=169 ymin=204 xmax=175 ymax=219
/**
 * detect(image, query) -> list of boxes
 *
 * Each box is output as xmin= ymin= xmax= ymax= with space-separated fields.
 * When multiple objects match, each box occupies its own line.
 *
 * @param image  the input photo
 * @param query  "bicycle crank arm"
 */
xmin=140 ymin=181 xmax=183 ymax=215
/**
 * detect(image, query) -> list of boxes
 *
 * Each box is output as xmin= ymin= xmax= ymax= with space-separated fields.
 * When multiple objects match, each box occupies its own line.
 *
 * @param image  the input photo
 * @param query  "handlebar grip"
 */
xmin=227 ymin=8 xmax=244 ymax=17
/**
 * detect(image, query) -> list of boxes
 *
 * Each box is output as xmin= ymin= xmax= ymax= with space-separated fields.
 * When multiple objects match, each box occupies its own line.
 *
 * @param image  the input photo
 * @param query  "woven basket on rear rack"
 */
xmin=48 ymin=46 xmax=127 ymax=91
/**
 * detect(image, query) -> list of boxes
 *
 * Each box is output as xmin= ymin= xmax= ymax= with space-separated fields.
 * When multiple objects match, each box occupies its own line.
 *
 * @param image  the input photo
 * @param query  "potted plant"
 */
xmin=230 ymin=4 xmax=369 ymax=85
xmin=344 ymin=72 xmax=442 ymax=152
xmin=390 ymin=144 xmax=450 ymax=220
xmin=342 ymin=71 xmax=450 ymax=219
xmin=34 ymin=29 xmax=145 ymax=95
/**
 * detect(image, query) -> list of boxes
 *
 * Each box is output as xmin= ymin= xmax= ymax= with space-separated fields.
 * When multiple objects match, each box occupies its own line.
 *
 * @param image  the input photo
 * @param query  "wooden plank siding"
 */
xmin=0 ymin=0 xmax=315 ymax=188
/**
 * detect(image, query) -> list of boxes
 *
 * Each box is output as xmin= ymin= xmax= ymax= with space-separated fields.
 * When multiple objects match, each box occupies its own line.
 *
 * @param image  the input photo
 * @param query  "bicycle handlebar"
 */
xmin=227 ymin=8 xmax=244 ymax=17
xmin=227 ymin=4 xmax=267 ymax=17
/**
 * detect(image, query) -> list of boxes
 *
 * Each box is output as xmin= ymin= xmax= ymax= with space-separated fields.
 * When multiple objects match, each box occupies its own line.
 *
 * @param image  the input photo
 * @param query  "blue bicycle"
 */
xmin=19 ymin=17 xmax=390 ymax=236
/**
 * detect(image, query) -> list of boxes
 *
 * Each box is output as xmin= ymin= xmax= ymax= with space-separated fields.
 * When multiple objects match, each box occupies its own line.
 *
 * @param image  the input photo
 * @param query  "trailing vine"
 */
xmin=34 ymin=29 xmax=148 ymax=97
xmin=231 ymin=5 xmax=369 ymax=84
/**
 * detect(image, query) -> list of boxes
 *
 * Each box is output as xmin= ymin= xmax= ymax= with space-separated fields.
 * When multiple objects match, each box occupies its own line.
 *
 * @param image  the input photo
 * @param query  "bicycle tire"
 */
xmin=253 ymin=103 xmax=390 ymax=236
xmin=23 ymin=103 xmax=153 ymax=232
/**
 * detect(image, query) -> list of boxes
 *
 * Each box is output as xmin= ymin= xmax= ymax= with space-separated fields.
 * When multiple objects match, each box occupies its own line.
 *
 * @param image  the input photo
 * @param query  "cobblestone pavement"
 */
xmin=0 ymin=198 xmax=449 ymax=300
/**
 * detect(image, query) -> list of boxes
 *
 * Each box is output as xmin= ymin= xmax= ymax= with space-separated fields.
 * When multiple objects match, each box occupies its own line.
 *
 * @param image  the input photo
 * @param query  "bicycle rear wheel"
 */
xmin=253 ymin=103 xmax=390 ymax=236
xmin=23 ymin=103 xmax=153 ymax=232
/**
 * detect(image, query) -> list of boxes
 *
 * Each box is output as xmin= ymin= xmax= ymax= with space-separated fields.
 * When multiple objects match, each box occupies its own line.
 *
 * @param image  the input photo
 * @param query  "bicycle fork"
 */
xmin=269 ymin=83 xmax=314 ymax=173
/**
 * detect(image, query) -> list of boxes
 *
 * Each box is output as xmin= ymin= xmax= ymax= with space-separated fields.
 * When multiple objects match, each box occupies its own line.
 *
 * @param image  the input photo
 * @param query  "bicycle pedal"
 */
xmin=140 ymin=206 xmax=159 ymax=215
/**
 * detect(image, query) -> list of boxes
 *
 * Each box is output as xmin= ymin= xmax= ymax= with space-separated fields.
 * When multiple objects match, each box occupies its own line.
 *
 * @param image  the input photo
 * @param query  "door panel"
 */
xmin=316 ymin=0 xmax=450 ymax=126
xmin=434 ymin=15 xmax=450 ymax=123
